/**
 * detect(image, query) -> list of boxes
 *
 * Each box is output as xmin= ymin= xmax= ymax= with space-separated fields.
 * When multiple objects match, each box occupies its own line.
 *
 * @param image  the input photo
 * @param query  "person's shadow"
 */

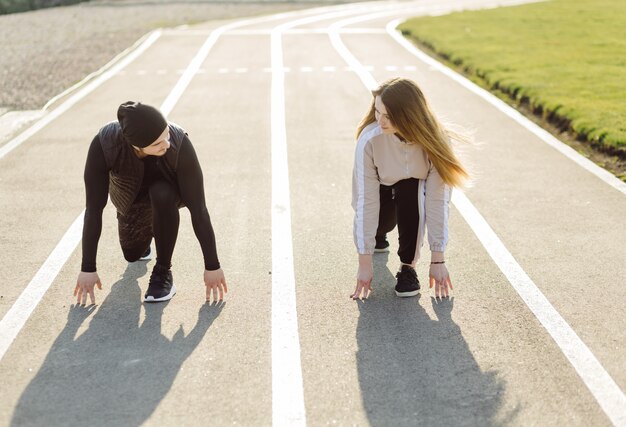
xmin=355 ymin=253 xmax=518 ymax=426
xmin=10 ymin=262 xmax=224 ymax=427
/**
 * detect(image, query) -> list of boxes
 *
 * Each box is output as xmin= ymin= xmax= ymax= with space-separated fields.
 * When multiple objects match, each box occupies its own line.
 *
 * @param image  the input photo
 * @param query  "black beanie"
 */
xmin=117 ymin=101 xmax=168 ymax=148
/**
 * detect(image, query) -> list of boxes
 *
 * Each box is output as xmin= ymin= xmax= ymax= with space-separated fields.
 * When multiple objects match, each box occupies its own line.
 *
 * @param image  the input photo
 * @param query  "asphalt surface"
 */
xmin=1 ymin=1 xmax=625 ymax=426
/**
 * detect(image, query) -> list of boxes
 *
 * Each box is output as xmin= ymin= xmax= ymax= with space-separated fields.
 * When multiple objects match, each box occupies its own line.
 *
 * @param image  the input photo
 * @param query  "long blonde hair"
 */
xmin=356 ymin=78 xmax=469 ymax=187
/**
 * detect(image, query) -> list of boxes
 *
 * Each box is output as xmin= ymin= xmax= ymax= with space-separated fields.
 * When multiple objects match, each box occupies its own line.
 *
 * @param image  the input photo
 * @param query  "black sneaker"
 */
xmin=395 ymin=265 xmax=420 ymax=297
xmin=139 ymin=246 xmax=152 ymax=261
xmin=144 ymin=264 xmax=176 ymax=303
xmin=374 ymin=236 xmax=390 ymax=253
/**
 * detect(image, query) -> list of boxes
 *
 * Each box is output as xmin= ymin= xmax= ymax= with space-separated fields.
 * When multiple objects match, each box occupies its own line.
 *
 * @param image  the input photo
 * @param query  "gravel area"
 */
xmin=0 ymin=0 xmax=356 ymax=111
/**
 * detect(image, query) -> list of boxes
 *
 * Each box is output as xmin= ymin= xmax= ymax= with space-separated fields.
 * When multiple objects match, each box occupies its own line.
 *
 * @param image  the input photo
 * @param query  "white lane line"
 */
xmin=0 ymin=30 xmax=162 ymax=160
xmin=160 ymin=14 xmax=269 ymax=116
xmin=452 ymin=192 xmax=626 ymax=426
xmin=269 ymin=5 xmax=393 ymax=426
xmin=328 ymin=0 xmax=482 ymax=89
xmin=271 ymin=22 xmax=306 ymax=425
xmin=385 ymin=18 xmax=626 ymax=196
xmin=0 ymin=7 xmax=338 ymax=364
xmin=0 ymin=213 xmax=84 ymax=362
xmin=0 ymin=28 xmax=160 ymax=353
xmin=42 ymin=30 xmax=161 ymax=112
xmin=385 ymin=18 xmax=626 ymax=427
xmin=332 ymin=8 xmax=626 ymax=427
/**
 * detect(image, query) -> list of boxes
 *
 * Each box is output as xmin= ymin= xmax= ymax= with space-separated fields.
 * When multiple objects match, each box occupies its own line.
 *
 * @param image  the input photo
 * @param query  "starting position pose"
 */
xmin=351 ymin=77 xmax=468 ymax=300
xmin=75 ymin=101 xmax=227 ymax=304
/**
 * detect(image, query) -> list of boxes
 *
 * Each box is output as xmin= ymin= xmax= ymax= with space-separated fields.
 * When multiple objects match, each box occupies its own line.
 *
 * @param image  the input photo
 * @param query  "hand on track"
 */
xmin=74 ymin=271 xmax=102 ymax=305
xmin=351 ymin=262 xmax=373 ymax=300
xmin=205 ymin=268 xmax=227 ymax=303
xmin=429 ymin=263 xmax=453 ymax=299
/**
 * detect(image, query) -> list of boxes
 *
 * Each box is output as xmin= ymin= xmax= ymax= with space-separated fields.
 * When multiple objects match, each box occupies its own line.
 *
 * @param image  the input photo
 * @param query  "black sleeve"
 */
xmin=81 ymin=135 xmax=109 ymax=272
xmin=176 ymin=136 xmax=221 ymax=271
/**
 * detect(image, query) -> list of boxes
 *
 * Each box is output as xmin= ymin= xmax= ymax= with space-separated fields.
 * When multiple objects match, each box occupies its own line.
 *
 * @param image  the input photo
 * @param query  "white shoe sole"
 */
xmin=395 ymin=289 xmax=419 ymax=297
xmin=144 ymin=284 xmax=176 ymax=303
xmin=138 ymin=247 xmax=152 ymax=261
xmin=374 ymin=247 xmax=390 ymax=253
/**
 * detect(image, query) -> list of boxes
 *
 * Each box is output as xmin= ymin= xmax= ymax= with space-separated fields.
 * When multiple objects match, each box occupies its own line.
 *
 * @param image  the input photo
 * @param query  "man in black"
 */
xmin=75 ymin=101 xmax=227 ymax=304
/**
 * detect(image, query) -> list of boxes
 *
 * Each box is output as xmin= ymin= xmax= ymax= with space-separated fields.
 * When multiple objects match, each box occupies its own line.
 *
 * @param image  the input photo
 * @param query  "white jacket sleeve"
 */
xmin=352 ymin=139 xmax=380 ymax=255
xmin=424 ymin=161 xmax=451 ymax=253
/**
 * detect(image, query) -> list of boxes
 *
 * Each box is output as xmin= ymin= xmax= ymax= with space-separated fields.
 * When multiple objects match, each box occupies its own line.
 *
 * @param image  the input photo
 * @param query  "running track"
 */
xmin=1 ymin=1 xmax=625 ymax=425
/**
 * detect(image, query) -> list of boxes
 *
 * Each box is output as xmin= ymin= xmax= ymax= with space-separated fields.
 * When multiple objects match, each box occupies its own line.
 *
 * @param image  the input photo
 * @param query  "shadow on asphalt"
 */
xmin=11 ymin=262 xmax=224 ymax=427
xmin=355 ymin=253 xmax=518 ymax=426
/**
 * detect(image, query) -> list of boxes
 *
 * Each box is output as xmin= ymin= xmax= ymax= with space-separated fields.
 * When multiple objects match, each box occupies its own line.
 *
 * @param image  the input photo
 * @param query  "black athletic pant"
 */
xmin=118 ymin=180 xmax=180 ymax=269
xmin=375 ymin=178 xmax=420 ymax=264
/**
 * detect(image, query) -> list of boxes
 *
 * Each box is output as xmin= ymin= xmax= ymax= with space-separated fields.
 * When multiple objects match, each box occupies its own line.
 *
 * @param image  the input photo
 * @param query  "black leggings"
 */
xmin=375 ymin=178 xmax=420 ymax=264
xmin=118 ymin=180 xmax=180 ymax=269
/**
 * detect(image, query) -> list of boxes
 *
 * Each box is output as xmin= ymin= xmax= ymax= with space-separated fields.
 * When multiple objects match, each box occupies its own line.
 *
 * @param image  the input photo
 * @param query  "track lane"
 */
xmin=281 ymin=23 xmax=611 ymax=425
xmin=0 ymin=33 xmax=210 ymax=321
xmin=338 ymin=21 xmax=626 ymax=394
xmin=330 ymin=8 xmax=624 ymax=425
xmin=1 ymin=1 xmax=624 ymax=425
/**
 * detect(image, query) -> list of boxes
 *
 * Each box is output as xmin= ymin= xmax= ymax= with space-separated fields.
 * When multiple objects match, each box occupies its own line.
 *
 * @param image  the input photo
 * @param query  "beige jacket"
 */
xmin=352 ymin=123 xmax=451 ymax=261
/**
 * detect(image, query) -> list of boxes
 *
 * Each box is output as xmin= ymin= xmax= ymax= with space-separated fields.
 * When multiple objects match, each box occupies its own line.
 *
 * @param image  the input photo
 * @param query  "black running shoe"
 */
xmin=374 ymin=236 xmax=390 ymax=253
xmin=395 ymin=265 xmax=420 ymax=297
xmin=144 ymin=264 xmax=176 ymax=303
xmin=139 ymin=246 xmax=152 ymax=261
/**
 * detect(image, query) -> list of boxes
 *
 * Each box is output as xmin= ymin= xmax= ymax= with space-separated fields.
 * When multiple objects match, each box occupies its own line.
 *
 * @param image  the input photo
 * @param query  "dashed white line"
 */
xmin=132 ymin=65 xmax=417 ymax=75
xmin=168 ymin=27 xmax=389 ymax=36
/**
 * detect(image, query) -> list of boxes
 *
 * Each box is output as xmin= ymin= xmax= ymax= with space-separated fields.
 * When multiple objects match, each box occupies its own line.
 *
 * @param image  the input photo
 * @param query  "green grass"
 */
xmin=398 ymin=0 xmax=626 ymax=154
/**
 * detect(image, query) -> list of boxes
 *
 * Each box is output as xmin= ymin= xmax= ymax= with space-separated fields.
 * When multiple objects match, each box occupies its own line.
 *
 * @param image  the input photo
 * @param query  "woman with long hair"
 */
xmin=351 ymin=77 xmax=468 ymax=300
